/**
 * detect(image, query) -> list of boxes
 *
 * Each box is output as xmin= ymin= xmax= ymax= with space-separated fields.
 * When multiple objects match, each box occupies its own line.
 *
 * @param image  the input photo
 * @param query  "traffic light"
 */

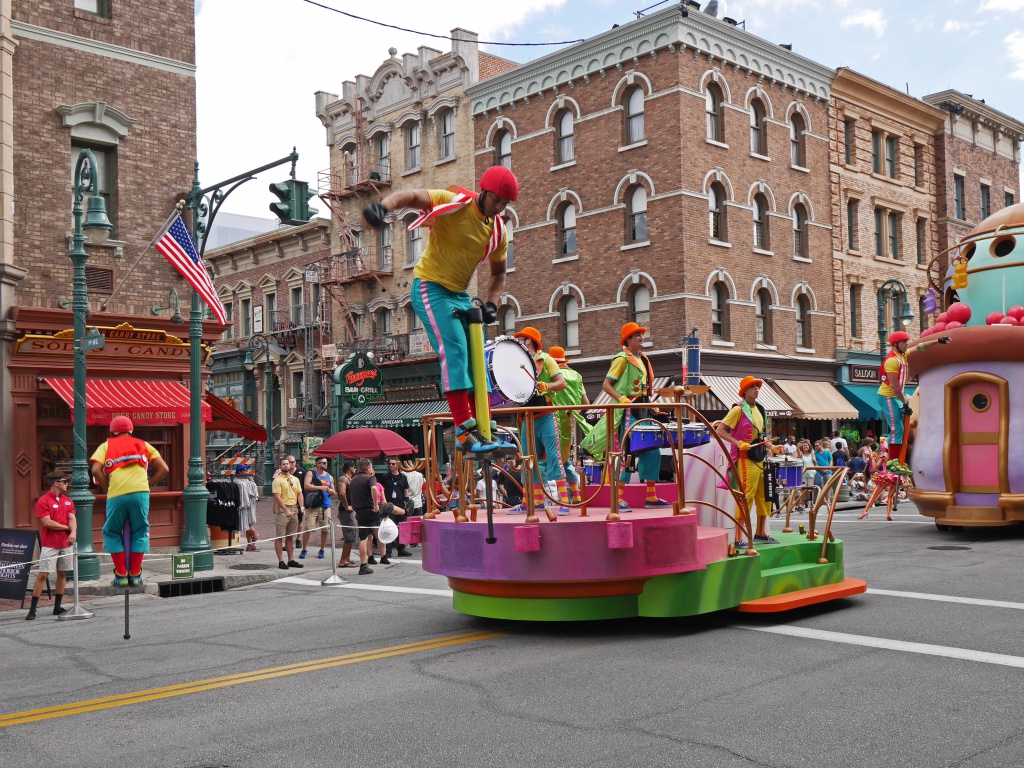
xmin=268 ymin=179 xmax=319 ymax=225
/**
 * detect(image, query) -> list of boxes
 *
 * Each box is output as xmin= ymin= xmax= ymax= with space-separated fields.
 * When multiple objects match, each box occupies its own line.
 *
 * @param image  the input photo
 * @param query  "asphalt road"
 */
xmin=3 ymin=507 xmax=1024 ymax=768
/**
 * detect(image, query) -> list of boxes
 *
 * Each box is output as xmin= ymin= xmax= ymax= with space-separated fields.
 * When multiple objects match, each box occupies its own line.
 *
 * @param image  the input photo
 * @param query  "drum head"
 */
xmin=487 ymin=337 xmax=536 ymax=404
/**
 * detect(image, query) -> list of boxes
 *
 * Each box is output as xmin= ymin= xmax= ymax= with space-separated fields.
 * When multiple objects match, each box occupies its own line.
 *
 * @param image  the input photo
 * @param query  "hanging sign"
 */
xmin=339 ymin=352 xmax=383 ymax=407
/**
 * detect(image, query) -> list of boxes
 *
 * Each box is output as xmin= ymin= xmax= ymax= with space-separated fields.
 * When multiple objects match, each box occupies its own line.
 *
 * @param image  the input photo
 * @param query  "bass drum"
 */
xmin=485 ymin=335 xmax=537 ymax=409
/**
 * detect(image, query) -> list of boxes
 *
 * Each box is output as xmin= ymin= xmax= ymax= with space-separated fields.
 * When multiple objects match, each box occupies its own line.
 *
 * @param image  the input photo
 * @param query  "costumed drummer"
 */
xmin=90 ymin=416 xmax=168 ymax=587
xmin=547 ymin=346 xmax=591 ymax=503
xmin=580 ymin=322 xmax=670 ymax=512
xmin=878 ymin=331 xmax=950 ymax=461
xmin=514 ymin=327 xmax=572 ymax=515
xmin=714 ymin=376 xmax=782 ymax=546
xmin=362 ymin=166 xmax=518 ymax=453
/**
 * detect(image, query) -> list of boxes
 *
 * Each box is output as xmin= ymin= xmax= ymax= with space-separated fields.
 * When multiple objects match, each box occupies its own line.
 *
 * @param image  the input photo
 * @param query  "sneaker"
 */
xmin=53 ymin=606 xmax=70 ymax=616
xmin=358 ymin=564 xmax=373 ymax=575
xmin=245 ymin=543 xmax=260 ymax=552
xmin=617 ymin=500 xmax=632 ymax=512
xmin=287 ymin=560 xmax=303 ymax=569
xmin=753 ymin=535 xmax=781 ymax=544
xmin=299 ymin=549 xmax=308 ymax=559
xmin=317 ymin=550 xmax=325 ymax=559
xmin=25 ymin=612 xmax=36 ymax=621
xmin=455 ymin=418 xmax=503 ymax=454
xmin=278 ymin=561 xmax=288 ymax=570
xmin=734 ymin=539 xmax=749 ymax=549
xmin=367 ymin=556 xmax=378 ymax=565
xmin=506 ymin=504 xmax=526 ymax=515
xmin=396 ymin=548 xmax=413 ymax=557
xmin=110 ymin=574 xmax=129 ymax=588
xmin=380 ymin=556 xmax=391 ymax=565
xmin=645 ymin=499 xmax=672 ymax=508
xmin=128 ymin=575 xmax=144 ymax=588
xmin=557 ymin=506 xmax=571 ymax=516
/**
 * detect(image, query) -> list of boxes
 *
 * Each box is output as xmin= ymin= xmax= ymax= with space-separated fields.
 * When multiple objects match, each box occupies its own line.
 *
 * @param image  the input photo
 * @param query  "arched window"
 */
xmin=558 ymin=204 xmax=577 ymax=257
xmin=405 ymin=122 xmax=420 ymax=170
xmin=706 ymin=84 xmax=724 ymax=143
xmin=378 ymin=222 xmax=392 ymax=269
xmin=750 ymin=99 xmax=767 ymax=156
xmin=796 ymin=294 xmax=811 ymax=348
xmin=439 ymin=109 xmax=455 ymax=160
xmin=503 ymin=215 xmax=515 ymax=270
xmin=341 ymin=144 xmax=357 ymax=185
xmin=793 ymin=203 xmax=808 ymax=259
xmin=709 ymin=182 xmax=728 ymax=241
xmin=625 ymin=87 xmax=645 ymax=144
xmin=376 ymin=308 xmax=392 ymax=339
xmin=556 ymin=110 xmax=575 ymax=163
xmin=629 ymin=284 xmax=650 ymax=330
xmin=627 ymin=186 xmax=648 ymax=243
xmin=406 ymin=216 xmax=422 ymax=265
xmin=408 ymin=304 xmax=423 ymax=332
xmin=790 ymin=112 xmax=806 ymax=167
xmin=495 ymin=129 xmax=512 ymax=169
xmin=755 ymin=288 xmax=772 ymax=344
xmin=561 ymin=295 xmax=580 ymax=348
xmin=753 ymin=194 xmax=770 ymax=250
xmin=375 ymin=134 xmax=390 ymax=179
xmin=499 ymin=306 xmax=516 ymax=336
xmin=711 ymin=282 xmax=729 ymax=340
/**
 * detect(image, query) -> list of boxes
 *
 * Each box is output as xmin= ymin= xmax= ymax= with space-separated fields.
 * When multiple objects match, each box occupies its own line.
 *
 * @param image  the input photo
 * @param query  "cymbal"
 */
xmin=657 ymin=384 xmax=711 ymax=402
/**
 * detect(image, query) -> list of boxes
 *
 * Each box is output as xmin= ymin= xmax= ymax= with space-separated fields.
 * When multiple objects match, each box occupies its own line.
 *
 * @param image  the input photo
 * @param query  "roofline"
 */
xmin=832 ymin=68 xmax=946 ymax=133
xmin=923 ymin=89 xmax=1024 ymax=138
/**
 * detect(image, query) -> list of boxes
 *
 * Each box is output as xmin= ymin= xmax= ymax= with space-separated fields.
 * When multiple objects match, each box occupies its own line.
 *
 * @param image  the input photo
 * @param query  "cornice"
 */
xmin=923 ymin=89 xmax=1024 ymax=140
xmin=832 ymin=69 xmax=945 ymax=135
xmin=466 ymin=4 xmax=833 ymax=115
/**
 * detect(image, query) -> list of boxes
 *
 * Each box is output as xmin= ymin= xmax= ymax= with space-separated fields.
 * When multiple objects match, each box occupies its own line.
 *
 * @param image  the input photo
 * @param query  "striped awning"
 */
xmin=700 ymin=376 xmax=794 ymax=418
xmin=347 ymin=400 xmax=449 ymax=428
xmin=44 ymin=377 xmax=211 ymax=425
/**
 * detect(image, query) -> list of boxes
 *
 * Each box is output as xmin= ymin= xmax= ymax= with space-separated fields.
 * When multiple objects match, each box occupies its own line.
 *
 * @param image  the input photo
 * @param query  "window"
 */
xmin=916 ymin=218 xmax=927 ymax=265
xmin=790 ymin=113 xmax=806 ymax=167
xmin=793 ymin=204 xmax=808 ymax=259
xmin=750 ymin=99 xmax=767 ymax=156
xmin=503 ymin=215 xmax=514 ymax=270
xmin=847 ymin=199 xmax=859 ymax=250
xmin=265 ymin=292 xmax=277 ymax=329
xmin=223 ymin=302 xmax=234 ymax=340
xmin=1007 ymin=191 xmax=1016 ymax=208
xmin=885 ymin=135 xmax=897 ymax=178
xmin=439 ymin=110 xmax=455 ymax=160
xmin=913 ymin=145 xmax=923 ymax=186
xmin=850 ymin=284 xmax=861 ymax=338
xmin=874 ymin=207 xmax=884 ymax=257
xmin=888 ymin=212 xmax=901 ymax=259
xmin=796 ymin=294 xmax=811 ymax=348
xmin=405 ymin=122 xmax=420 ymax=170
xmin=376 ymin=308 xmax=392 ymax=338
xmin=627 ymin=186 xmax=648 ymax=243
xmin=919 ymin=296 xmax=929 ymax=334
xmin=290 ymin=286 xmax=303 ymax=325
xmin=72 ymin=142 xmax=116 ymax=236
xmin=561 ymin=296 xmax=579 ymax=349
xmin=709 ymin=182 xmax=728 ymax=241
xmin=755 ymin=288 xmax=772 ymax=344
xmin=241 ymin=298 xmax=251 ymax=337
xmin=75 ymin=0 xmax=109 ymax=15
xmin=406 ymin=220 xmax=422 ymax=265
xmin=954 ymin=174 xmax=966 ymax=219
xmin=408 ymin=305 xmax=423 ymax=332
xmin=753 ymin=194 xmax=770 ymax=250
xmin=495 ymin=130 xmax=512 ymax=169
xmin=625 ymin=88 xmax=645 ymax=144
xmin=706 ymin=84 xmax=724 ymax=143
xmin=981 ymin=184 xmax=991 ymax=220
xmin=558 ymin=204 xmax=577 ymax=257
xmin=844 ymin=120 xmax=855 ymax=165
xmin=629 ymin=285 xmax=650 ymax=330
xmin=499 ymin=307 xmax=516 ymax=336
xmin=871 ymin=130 xmax=882 ymax=174
xmin=342 ymin=146 xmax=357 ymax=186
xmin=375 ymin=134 xmax=390 ymax=180
xmin=711 ymin=282 xmax=729 ymax=340
xmin=556 ymin=111 xmax=574 ymax=163
xmin=378 ymin=223 xmax=392 ymax=265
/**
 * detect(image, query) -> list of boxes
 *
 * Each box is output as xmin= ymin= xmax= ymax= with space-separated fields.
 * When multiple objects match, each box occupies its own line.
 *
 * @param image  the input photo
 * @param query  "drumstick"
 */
xmin=519 ymin=363 xmax=538 ymax=381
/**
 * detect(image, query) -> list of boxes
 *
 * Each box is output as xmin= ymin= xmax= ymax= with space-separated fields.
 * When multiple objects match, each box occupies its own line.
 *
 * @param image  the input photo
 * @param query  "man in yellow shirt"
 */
xmin=272 ymin=457 xmax=303 ymax=570
xmin=363 ymin=166 xmax=518 ymax=453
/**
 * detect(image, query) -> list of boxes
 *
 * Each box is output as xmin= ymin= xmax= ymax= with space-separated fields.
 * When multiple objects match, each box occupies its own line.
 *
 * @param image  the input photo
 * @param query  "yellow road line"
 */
xmin=0 ymin=629 xmax=506 ymax=727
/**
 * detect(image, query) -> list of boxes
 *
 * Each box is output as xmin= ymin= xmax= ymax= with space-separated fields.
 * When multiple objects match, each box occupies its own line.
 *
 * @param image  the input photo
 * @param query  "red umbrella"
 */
xmin=312 ymin=427 xmax=416 ymax=458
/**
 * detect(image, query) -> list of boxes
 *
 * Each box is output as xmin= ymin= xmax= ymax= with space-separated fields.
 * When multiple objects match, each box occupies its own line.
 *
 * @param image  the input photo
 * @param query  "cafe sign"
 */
xmin=339 ymin=352 xmax=383 ymax=407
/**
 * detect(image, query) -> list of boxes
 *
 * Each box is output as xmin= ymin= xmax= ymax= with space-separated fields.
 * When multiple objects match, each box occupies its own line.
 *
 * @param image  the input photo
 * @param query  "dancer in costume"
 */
xmin=580 ymin=322 xmax=670 ymax=512
xmin=363 ymin=166 xmax=518 ymax=453
xmin=878 ymin=331 xmax=950 ymax=461
xmin=90 ymin=416 xmax=168 ymax=587
xmin=514 ymin=328 xmax=572 ymax=515
xmin=547 ymin=346 xmax=591 ymax=503
xmin=714 ymin=376 xmax=781 ymax=545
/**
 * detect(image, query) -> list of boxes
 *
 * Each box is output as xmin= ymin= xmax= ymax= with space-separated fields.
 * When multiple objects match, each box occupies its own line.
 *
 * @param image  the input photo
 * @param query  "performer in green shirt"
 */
xmin=547 ymin=346 xmax=591 ymax=503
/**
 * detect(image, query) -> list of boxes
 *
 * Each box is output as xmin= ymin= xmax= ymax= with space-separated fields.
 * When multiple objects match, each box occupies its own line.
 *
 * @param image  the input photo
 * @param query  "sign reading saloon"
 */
xmin=849 ymin=364 xmax=881 ymax=384
xmin=340 ymin=352 xmax=383 ymax=407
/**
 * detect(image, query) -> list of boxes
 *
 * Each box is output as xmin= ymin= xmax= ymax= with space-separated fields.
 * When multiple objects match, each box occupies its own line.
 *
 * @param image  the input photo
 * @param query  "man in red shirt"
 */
xmin=27 ymin=471 xmax=77 ymax=620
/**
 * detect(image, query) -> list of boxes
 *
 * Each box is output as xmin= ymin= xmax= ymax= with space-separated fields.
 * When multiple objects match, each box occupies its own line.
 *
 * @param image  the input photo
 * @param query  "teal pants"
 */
xmin=102 ymin=491 xmax=151 ymax=554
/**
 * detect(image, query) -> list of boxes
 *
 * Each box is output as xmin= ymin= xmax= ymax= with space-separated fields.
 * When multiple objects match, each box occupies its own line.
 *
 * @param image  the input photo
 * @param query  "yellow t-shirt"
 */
xmin=90 ymin=441 xmax=160 ymax=498
xmin=412 ymin=189 xmax=508 ymax=293
xmin=272 ymin=474 xmax=301 ymax=508
xmin=877 ymin=351 xmax=907 ymax=398
xmin=722 ymin=405 xmax=765 ymax=437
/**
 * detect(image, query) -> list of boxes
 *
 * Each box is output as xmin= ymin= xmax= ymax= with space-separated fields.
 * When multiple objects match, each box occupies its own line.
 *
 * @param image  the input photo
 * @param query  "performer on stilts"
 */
xmin=878 ymin=331 xmax=950 ymax=462
xmin=547 ymin=346 xmax=591 ymax=503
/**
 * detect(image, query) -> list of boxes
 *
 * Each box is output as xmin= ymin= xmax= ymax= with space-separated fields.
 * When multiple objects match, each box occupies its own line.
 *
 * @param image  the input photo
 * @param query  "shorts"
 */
xmin=355 ymin=508 xmax=379 ymax=541
xmin=339 ymin=508 xmax=358 ymax=544
xmin=38 ymin=546 xmax=73 ymax=574
xmin=275 ymin=507 xmax=300 ymax=537
xmin=302 ymin=506 xmax=330 ymax=532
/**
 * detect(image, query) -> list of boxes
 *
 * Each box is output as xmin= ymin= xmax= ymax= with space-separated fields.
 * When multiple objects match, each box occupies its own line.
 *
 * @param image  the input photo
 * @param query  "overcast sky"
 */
xmin=195 ymin=0 xmax=1024 ymax=218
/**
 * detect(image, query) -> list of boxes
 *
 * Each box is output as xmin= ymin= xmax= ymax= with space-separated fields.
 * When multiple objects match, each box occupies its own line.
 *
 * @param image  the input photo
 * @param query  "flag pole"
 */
xmin=100 ymin=201 xmax=185 ymax=311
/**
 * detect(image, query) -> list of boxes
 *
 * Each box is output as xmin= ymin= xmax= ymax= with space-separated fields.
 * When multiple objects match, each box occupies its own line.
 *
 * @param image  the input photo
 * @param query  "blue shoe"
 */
xmin=128 ymin=574 xmax=144 ymax=588
xmin=299 ymin=549 xmax=308 ymax=559
xmin=506 ymin=504 xmax=526 ymax=515
xmin=645 ymin=498 xmax=672 ymax=508
xmin=455 ymin=419 xmax=503 ymax=453
xmin=110 ymin=574 xmax=128 ymax=588
xmin=557 ymin=506 xmax=571 ymax=516
xmin=617 ymin=500 xmax=632 ymax=512
xmin=753 ymin=534 xmax=781 ymax=544
xmin=734 ymin=539 xmax=749 ymax=549
xmin=317 ymin=550 xmax=325 ymax=559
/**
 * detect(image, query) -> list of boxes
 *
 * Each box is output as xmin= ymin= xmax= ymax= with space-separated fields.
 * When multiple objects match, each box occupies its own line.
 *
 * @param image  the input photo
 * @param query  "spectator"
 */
xmin=26 ymin=472 xmax=77 ymax=620
xmin=404 ymin=465 xmax=426 ymax=517
xmin=271 ymin=457 xmax=303 ymax=570
xmin=499 ymin=459 xmax=525 ymax=513
xmin=349 ymin=459 xmax=396 ymax=574
xmin=813 ymin=440 xmax=833 ymax=488
xmin=829 ymin=431 xmax=848 ymax=454
xmin=782 ymin=435 xmax=798 ymax=456
xmin=847 ymin=447 xmax=868 ymax=477
xmin=336 ymin=461 xmax=358 ymax=568
xmin=381 ymin=460 xmax=412 ymax=558
xmin=796 ymin=440 xmax=815 ymax=511
xmin=300 ymin=457 xmax=336 ymax=559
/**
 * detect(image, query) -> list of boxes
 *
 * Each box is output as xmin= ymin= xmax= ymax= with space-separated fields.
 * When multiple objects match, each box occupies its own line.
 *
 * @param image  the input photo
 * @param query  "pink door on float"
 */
xmin=956 ymin=381 xmax=1003 ymax=494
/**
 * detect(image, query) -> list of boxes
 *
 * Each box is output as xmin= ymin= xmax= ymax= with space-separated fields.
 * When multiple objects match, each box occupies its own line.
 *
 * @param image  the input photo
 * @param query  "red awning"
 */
xmin=204 ymin=392 xmax=267 ymax=442
xmin=43 ymin=378 xmax=211 ymax=426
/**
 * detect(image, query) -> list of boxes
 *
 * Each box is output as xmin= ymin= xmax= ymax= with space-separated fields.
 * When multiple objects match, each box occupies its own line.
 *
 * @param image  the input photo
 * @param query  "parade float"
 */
xmin=910 ymin=201 xmax=1024 ymax=530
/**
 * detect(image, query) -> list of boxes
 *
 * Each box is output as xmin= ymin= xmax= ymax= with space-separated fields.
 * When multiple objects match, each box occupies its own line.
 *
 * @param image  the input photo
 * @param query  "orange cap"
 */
xmin=738 ymin=376 xmax=764 ymax=397
xmin=619 ymin=322 xmax=647 ymax=347
xmin=548 ymin=346 xmax=567 ymax=363
xmin=514 ymin=326 xmax=542 ymax=348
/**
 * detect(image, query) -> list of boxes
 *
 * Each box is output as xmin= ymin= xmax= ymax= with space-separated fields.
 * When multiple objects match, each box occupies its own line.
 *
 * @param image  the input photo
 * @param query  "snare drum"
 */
xmin=768 ymin=457 xmax=803 ymax=488
xmin=667 ymin=422 xmax=711 ymax=448
xmin=484 ymin=336 xmax=537 ymax=409
xmin=628 ymin=423 xmax=677 ymax=453
xmin=582 ymin=460 xmax=604 ymax=484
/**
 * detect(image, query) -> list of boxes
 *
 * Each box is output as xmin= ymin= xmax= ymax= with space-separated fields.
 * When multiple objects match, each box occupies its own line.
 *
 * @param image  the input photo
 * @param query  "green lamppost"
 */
xmin=69 ymin=148 xmax=112 ymax=581
xmin=876 ymin=279 xmax=916 ymax=359
xmin=244 ymin=333 xmax=276 ymax=494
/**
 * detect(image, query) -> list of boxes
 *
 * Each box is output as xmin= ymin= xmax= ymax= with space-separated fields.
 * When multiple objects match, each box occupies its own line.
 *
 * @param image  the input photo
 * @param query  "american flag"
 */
xmin=154 ymin=214 xmax=227 ymax=326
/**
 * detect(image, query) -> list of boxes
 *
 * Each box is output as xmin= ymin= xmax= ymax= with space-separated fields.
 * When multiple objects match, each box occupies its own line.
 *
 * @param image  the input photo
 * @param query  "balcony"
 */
xmin=322 ymin=247 xmax=394 ymax=284
xmin=318 ymin=157 xmax=392 ymax=200
xmin=372 ymin=331 xmax=435 ymax=363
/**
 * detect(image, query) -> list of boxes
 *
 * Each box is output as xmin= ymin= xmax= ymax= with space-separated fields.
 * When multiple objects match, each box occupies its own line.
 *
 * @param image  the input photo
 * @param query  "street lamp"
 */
xmin=70 ymin=148 xmax=112 ymax=581
xmin=152 ymin=289 xmax=185 ymax=324
xmin=877 ymin=278 xmax=915 ymax=358
xmin=245 ymin=333 xmax=275 ymax=494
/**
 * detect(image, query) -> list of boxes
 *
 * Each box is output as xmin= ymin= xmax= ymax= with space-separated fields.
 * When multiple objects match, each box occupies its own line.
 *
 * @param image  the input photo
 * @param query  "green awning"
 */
xmin=835 ymin=384 xmax=916 ymax=421
xmin=347 ymin=400 xmax=449 ymax=428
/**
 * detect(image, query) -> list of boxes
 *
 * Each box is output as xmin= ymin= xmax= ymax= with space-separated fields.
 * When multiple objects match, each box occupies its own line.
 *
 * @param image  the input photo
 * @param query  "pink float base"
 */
xmin=581 ymin=480 xmax=682 ymax=509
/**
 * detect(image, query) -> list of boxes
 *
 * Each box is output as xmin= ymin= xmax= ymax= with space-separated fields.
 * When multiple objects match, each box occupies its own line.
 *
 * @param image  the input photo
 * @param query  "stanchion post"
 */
xmin=59 ymin=542 xmax=95 ymax=621
xmin=322 ymin=517 xmax=346 ymax=586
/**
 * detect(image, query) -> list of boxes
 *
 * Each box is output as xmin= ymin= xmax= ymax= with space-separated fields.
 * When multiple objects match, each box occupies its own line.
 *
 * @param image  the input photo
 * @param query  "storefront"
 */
xmin=7 ymin=307 xmax=222 ymax=548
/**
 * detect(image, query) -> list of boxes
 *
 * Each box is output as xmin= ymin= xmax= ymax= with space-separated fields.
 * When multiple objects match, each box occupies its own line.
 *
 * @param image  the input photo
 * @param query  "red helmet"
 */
xmin=889 ymin=331 xmax=910 ymax=346
xmin=110 ymin=415 xmax=134 ymax=434
xmin=479 ymin=166 xmax=519 ymax=202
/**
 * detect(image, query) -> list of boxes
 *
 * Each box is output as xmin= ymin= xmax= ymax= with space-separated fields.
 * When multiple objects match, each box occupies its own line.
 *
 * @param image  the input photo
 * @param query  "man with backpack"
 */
xmin=300 ymin=457 xmax=336 ymax=559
